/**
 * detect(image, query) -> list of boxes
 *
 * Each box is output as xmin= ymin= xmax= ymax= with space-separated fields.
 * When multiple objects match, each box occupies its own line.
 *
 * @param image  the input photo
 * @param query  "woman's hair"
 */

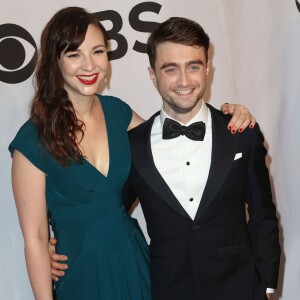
xmin=30 ymin=7 xmax=108 ymax=165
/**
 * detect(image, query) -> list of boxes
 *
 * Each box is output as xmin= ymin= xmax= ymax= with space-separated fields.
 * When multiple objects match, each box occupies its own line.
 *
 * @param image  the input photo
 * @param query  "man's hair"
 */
xmin=146 ymin=17 xmax=210 ymax=69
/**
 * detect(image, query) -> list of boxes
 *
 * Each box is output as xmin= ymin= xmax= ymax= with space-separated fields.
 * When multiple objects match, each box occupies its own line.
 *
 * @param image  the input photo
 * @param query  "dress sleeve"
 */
xmin=8 ymin=120 xmax=47 ymax=173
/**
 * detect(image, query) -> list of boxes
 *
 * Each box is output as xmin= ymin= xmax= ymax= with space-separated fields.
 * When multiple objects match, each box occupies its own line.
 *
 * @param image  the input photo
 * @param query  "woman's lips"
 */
xmin=77 ymin=74 xmax=99 ymax=85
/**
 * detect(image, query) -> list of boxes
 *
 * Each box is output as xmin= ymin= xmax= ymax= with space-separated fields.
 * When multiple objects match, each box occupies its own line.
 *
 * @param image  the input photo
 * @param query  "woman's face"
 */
xmin=58 ymin=24 xmax=108 ymax=101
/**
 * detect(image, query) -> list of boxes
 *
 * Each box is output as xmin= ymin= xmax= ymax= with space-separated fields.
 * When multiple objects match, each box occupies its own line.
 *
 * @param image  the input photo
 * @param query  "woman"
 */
xmin=10 ymin=7 xmax=149 ymax=299
xmin=9 ymin=7 xmax=254 ymax=300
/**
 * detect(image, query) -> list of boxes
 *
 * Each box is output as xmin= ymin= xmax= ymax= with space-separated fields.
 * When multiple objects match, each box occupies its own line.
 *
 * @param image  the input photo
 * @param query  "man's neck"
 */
xmin=163 ymin=100 xmax=203 ymax=125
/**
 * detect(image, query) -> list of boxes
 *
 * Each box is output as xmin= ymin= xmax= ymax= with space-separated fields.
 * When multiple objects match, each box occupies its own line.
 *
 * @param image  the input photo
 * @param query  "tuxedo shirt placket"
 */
xmin=151 ymin=100 xmax=212 ymax=220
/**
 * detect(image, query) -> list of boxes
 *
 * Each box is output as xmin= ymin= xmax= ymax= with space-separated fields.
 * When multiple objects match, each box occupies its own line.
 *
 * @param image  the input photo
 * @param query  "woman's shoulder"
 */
xmin=12 ymin=119 xmax=38 ymax=143
xmin=18 ymin=118 xmax=37 ymax=131
xmin=97 ymin=94 xmax=130 ymax=109
xmin=96 ymin=94 xmax=132 ymax=124
xmin=9 ymin=119 xmax=48 ymax=172
xmin=9 ymin=119 xmax=41 ymax=157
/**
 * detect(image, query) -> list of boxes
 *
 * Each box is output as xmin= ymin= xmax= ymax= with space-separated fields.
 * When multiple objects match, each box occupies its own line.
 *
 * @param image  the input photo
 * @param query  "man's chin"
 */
xmin=168 ymin=106 xmax=199 ymax=116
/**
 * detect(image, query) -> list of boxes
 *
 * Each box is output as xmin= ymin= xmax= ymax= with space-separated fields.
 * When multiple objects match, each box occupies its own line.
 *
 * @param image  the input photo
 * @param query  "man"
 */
xmin=50 ymin=17 xmax=280 ymax=300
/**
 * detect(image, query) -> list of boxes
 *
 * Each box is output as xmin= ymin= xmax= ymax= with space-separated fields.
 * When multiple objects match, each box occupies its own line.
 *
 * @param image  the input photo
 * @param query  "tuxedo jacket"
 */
xmin=124 ymin=104 xmax=280 ymax=300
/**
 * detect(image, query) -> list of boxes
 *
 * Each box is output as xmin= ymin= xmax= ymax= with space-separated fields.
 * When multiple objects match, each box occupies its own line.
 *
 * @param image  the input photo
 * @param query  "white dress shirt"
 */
xmin=151 ymin=100 xmax=211 ymax=220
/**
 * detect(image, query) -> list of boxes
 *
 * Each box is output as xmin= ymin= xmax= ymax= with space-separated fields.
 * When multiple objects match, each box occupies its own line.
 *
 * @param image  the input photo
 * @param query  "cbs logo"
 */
xmin=0 ymin=23 xmax=37 ymax=84
xmin=0 ymin=2 xmax=162 ymax=84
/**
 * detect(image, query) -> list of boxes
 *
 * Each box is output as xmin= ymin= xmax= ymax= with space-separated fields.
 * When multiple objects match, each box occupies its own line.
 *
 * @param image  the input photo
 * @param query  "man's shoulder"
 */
xmin=207 ymin=103 xmax=262 ymax=143
xmin=128 ymin=111 xmax=160 ymax=139
xmin=206 ymin=103 xmax=231 ymax=121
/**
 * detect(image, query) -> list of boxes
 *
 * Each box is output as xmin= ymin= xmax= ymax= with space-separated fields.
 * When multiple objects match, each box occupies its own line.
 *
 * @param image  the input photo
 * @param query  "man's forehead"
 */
xmin=155 ymin=42 xmax=206 ymax=64
xmin=156 ymin=42 xmax=202 ymax=51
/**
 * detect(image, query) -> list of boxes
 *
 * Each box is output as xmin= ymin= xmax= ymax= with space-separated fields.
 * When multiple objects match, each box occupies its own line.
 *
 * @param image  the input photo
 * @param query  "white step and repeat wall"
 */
xmin=1 ymin=1 xmax=299 ymax=299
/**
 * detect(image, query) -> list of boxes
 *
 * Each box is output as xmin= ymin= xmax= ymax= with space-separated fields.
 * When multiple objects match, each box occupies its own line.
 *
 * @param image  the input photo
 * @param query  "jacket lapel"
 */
xmin=194 ymin=104 xmax=239 ymax=222
xmin=130 ymin=111 xmax=191 ymax=220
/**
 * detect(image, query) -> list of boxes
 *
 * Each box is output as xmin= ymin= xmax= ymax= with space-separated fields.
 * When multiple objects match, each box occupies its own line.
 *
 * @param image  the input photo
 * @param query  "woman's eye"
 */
xmin=94 ymin=49 xmax=105 ymax=55
xmin=67 ymin=53 xmax=79 ymax=58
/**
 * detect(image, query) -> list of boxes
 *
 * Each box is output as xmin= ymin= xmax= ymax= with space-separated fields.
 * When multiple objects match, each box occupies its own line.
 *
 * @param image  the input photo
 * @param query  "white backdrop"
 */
xmin=1 ymin=1 xmax=299 ymax=299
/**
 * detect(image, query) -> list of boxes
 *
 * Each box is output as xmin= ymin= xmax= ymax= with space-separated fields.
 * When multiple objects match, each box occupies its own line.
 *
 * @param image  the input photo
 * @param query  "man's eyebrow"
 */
xmin=160 ymin=62 xmax=178 ymax=70
xmin=186 ymin=60 xmax=204 ymax=66
xmin=160 ymin=60 xmax=205 ymax=70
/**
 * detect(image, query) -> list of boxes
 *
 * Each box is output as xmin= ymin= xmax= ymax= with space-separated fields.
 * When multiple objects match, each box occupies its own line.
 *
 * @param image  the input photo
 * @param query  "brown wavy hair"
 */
xmin=30 ymin=7 xmax=108 ymax=165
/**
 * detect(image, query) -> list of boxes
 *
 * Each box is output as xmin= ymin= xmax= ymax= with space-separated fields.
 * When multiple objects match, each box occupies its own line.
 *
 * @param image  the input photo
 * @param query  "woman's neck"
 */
xmin=71 ymin=94 xmax=97 ymax=119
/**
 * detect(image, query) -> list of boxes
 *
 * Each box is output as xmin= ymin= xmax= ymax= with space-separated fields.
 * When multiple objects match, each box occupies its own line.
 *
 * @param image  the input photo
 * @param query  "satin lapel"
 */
xmin=194 ymin=105 xmax=239 ymax=222
xmin=130 ymin=112 xmax=191 ymax=220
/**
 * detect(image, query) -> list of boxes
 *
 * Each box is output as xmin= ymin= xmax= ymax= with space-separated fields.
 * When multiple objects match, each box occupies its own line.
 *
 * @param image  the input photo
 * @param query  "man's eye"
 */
xmin=165 ymin=68 xmax=176 ymax=73
xmin=189 ymin=65 xmax=200 ymax=70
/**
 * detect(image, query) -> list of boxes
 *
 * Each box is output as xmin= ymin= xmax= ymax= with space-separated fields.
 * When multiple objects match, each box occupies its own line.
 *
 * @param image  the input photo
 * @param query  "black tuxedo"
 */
xmin=124 ymin=104 xmax=280 ymax=300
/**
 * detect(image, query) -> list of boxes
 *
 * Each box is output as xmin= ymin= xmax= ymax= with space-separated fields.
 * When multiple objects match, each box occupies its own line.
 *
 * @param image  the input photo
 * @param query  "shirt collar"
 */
xmin=160 ymin=99 xmax=208 ymax=130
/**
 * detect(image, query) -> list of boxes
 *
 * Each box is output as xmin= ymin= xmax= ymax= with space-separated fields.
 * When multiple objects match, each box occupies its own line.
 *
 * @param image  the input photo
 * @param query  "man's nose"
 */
xmin=177 ymin=69 xmax=189 ymax=86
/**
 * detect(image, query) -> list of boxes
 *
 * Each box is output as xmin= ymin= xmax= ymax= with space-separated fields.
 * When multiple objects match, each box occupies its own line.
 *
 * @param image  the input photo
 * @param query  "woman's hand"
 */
xmin=221 ymin=103 xmax=256 ymax=134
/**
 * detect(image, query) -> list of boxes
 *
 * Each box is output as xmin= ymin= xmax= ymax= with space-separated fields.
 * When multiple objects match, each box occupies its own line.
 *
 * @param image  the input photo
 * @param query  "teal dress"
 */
xmin=9 ymin=95 xmax=151 ymax=300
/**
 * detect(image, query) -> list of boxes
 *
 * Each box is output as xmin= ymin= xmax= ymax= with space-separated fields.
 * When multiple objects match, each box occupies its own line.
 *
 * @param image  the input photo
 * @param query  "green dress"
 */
xmin=9 ymin=95 xmax=151 ymax=300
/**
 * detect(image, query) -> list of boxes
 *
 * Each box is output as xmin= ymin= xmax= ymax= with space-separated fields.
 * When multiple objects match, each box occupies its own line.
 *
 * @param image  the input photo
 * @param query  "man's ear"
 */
xmin=148 ymin=67 xmax=158 ymax=88
xmin=206 ymin=59 xmax=211 ymax=76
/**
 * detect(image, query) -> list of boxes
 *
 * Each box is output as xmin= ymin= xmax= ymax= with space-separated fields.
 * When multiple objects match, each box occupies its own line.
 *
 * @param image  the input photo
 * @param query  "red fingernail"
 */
xmin=228 ymin=125 xmax=232 ymax=130
xmin=249 ymin=124 xmax=254 ymax=128
xmin=238 ymin=128 xmax=243 ymax=132
xmin=231 ymin=129 xmax=236 ymax=134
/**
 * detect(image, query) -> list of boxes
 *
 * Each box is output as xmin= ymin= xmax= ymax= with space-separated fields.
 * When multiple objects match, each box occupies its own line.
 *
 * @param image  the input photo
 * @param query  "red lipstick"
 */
xmin=77 ymin=74 xmax=99 ymax=85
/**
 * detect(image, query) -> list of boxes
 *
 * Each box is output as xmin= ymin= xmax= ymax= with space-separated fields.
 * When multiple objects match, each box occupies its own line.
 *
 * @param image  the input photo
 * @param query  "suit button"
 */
xmin=192 ymin=225 xmax=200 ymax=231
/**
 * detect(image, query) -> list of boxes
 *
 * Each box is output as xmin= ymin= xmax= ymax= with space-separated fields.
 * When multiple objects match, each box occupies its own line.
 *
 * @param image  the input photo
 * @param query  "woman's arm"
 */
xmin=128 ymin=111 xmax=145 ymax=130
xmin=128 ymin=104 xmax=256 ymax=132
xmin=12 ymin=150 xmax=53 ymax=300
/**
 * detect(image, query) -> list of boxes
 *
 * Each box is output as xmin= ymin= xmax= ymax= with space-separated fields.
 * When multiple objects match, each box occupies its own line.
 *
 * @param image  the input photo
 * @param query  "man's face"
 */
xmin=148 ymin=42 xmax=209 ymax=123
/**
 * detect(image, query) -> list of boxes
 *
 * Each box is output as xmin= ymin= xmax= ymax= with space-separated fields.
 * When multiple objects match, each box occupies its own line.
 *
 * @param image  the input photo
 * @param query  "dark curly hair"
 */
xmin=30 ymin=7 xmax=108 ymax=165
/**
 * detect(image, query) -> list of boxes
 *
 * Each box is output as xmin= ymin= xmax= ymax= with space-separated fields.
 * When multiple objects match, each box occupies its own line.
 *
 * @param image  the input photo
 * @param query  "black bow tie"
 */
xmin=162 ymin=118 xmax=206 ymax=141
